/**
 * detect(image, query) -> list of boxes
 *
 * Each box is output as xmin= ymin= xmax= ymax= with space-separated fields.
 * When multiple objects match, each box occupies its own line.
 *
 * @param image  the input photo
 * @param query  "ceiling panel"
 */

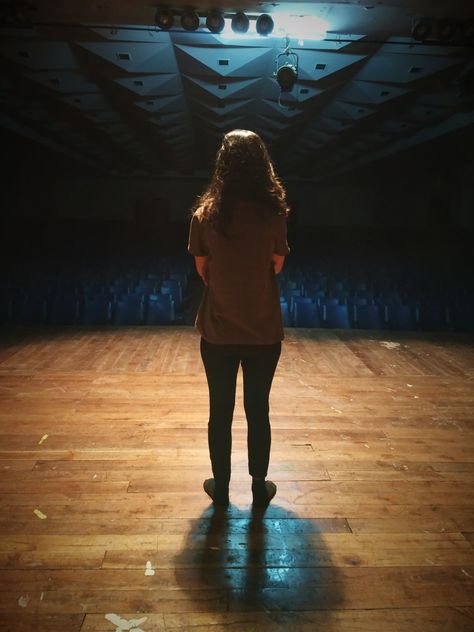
xmin=0 ymin=0 xmax=472 ymax=180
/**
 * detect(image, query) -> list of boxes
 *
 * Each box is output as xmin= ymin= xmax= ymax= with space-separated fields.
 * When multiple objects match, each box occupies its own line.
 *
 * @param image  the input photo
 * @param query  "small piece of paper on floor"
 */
xmin=38 ymin=434 xmax=48 ymax=445
xmin=18 ymin=595 xmax=30 ymax=608
xmin=380 ymin=341 xmax=400 ymax=349
xmin=144 ymin=561 xmax=155 ymax=576
xmin=105 ymin=613 xmax=147 ymax=631
xmin=33 ymin=509 xmax=47 ymax=520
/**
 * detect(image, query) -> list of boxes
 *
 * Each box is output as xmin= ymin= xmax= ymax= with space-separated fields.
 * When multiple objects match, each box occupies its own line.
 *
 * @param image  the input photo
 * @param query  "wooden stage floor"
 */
xmin=0 ymin=325 xmax=473 ymax=631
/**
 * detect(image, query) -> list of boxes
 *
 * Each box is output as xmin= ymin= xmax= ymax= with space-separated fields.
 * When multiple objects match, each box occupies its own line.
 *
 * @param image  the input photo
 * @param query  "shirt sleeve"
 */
xmin=188 ymin=214 xmax=209 ymax=256
xmin=274 ymin=214 xmax=290 ymax=256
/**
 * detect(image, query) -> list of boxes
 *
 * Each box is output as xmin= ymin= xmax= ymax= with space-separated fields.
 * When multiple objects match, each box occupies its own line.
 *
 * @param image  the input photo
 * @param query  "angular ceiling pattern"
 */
xmin=0 ymin=1 xmax=473 ymax=181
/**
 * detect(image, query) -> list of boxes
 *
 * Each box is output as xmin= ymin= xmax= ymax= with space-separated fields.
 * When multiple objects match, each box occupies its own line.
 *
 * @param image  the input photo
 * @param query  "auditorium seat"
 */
xmin=418 ymin=299 xmax=450 ymax=331
xmin=133 ymin=278 xmax=159 ymax=295
xmin=355 ymin=304 xmax=384 ymax=330
xmin=294 ymin=300 xmax=321 ymax=327
xmin=323 ymin=304 xmax=351 ymax=329
xmin=280 ymin=298 xmax=290 ymax=327
xmin=145 ymin=293 xmax=175 ymax=325
xmin=112 ymin=293 xmax=145 ymax=325
xmin=81 ymin=294 xmax=113 ymax=325
xmin=110 ymin=278 xmax=131 ymax=296
xmin=387 ymin=304 xmax=417 ymax=331
xmin=282 ymin=287 xmax=302 ymax=307
xmin=320 ymin=297 xmax=341 ymax=307
xmin=161 ymin=279 xmax=183 ymax=309
xmin=347 ymin=297 xmax=369 ymax=323
xmin=291 ymin=296 xmax=315 ymax=324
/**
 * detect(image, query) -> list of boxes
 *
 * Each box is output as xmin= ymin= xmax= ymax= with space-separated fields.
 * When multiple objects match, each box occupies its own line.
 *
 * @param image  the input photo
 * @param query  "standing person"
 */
xmin=187 ymin=129 xmax=290 ymax=508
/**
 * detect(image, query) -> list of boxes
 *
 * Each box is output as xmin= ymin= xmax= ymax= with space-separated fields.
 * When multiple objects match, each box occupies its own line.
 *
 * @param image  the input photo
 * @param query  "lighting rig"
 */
xmin=154 ymin=6 xmax=274 ymax=36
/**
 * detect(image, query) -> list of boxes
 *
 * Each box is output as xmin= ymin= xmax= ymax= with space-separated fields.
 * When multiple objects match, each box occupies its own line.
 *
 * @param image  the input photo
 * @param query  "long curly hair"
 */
xmin=192 ymin=129 xmax=289 ymax=236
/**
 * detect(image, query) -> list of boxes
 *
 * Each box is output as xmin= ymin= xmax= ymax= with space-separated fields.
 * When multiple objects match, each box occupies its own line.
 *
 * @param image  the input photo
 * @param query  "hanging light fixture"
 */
xmin=206 ymin=10 xmax=225 ymax=34
xmin=256 ymin=14 xmax=274 ymax=36
xmin=231 ymin=12 xmax=249 ymax=34
xmin=181 ymin=8 xmax=200 ymax=31
xmin=276 ymin=64 xmax=298 ymax=92
xmin=155 ymin=6 xmax=174 ymax=30
xmin=275 ymin=38 xmax=299 ymax=93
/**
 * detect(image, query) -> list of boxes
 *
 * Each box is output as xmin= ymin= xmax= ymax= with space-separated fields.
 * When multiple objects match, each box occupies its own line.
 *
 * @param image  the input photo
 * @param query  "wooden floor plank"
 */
xmin=0 ymin=325 xmax=472 ymax=631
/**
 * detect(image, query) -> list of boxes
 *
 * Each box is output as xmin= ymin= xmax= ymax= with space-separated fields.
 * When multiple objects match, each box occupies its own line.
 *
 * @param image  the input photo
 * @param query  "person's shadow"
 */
xmin=173 ymin=501 xmax=344 ymax=624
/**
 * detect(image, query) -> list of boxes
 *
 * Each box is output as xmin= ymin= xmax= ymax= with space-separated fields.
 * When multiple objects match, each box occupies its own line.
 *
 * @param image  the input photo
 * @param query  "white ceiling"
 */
xmin=0 ymin=0 xmax=473 ymax=180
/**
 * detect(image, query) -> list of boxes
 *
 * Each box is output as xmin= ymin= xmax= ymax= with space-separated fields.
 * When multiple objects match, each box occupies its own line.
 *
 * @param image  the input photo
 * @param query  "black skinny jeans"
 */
xmin=200 ymin=337 xmax=281 ymax=485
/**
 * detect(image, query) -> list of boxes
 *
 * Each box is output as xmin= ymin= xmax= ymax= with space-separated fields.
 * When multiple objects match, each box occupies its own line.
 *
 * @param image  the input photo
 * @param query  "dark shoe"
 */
xmin=252 ymin=479 xmax=277 ymax=507
xmin=203 ymin=478 xmax=229 ymax=507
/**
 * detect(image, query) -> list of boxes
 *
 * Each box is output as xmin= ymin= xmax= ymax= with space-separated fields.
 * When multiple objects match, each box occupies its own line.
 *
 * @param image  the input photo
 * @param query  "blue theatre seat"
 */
xmin=294 ymin=301 xmax=321 ymax=327
xmin=355 ymin=304 xmax=384 ymax=330
xmin=82 ymin=295 xmax=113 ymax=325
xmin=388 ymin=304 xmax=416 ymax=331
xmin=145 ymin=293 xmax=175 ymax=325
xmin=323 ymin=304 xmax=351 ymax=329
xmin=280 ymin=299 xmax=290 ymax=327
xmin=112 ymin=293 xmax=145 ymax=325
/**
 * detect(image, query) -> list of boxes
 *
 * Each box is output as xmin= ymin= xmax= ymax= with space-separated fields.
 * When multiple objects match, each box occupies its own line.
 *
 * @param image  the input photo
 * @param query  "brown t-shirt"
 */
xmin=187 ymin=203 xmax=290 ymax=345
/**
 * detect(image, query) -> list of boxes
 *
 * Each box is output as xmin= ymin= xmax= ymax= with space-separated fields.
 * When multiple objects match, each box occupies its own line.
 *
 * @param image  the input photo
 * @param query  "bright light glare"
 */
xmin=217 ymin=17 xmax=258 ymax=39
xmin=273 ymin=14 xmax=329 ymax=39
xmin=215 ymin=14 xmax=329 ymax=41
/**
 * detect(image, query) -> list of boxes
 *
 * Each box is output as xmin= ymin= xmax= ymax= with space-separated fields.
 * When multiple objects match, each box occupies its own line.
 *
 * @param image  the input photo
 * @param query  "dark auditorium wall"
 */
xmin=3 ymin=164 xmax=473 ymax=229
xmin=1 ymin=127 xmax=472 ymax=229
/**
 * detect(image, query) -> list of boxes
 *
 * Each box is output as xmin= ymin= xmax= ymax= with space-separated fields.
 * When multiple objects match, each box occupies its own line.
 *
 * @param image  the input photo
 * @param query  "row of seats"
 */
xmin=0 ymin=257 xmax=191 ymax=327
xmin=0 ymin=291 xmax=178 ymax=326
xmin=279 ymin=296 xmax=473 ymax=331
xmin=1 ymin=254 xmax=472 ymax=332
xmin=277 ymin=264 xmax=473 ymax=331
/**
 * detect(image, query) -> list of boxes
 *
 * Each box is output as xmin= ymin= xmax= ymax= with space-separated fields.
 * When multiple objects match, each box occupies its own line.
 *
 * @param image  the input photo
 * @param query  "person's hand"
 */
xmin=194 ymin=255 xmax=209 ymax=285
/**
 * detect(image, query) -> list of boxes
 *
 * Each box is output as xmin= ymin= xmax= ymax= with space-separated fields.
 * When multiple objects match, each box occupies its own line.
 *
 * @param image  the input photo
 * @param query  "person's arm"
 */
xmin=272 ymin=253 xmax=285 ymax=275
xmin=194 ymin=255 xmax=209 ymax=285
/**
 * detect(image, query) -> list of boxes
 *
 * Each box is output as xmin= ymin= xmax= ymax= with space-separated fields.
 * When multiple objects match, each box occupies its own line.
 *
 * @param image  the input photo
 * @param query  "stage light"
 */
xmin=231 ymin=12 xmax=249 ymax=34
xmin=437 ymin=19 xmax=458 ymax=43
xmin=181 ymin=8 xmax=199 ymax=31
xmin=412 ymin=18 xmax=432 ymax=41
xmin=206 ymin=10 xmax=225 ymax=34
xmin=256 ymin=14 xmax=274 ymax=36
xmin=276 ymin=63 xmax=298 ymax=92
xmin=275 ymin=38 xmax=298 ymax=95
xmin=155 ymin=7 xmax=174 ymax=30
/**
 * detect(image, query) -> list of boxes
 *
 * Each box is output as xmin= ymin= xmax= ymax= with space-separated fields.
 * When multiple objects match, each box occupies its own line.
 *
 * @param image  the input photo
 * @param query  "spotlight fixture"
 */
xmin=275 ymin=38 xmax=299 ymax=94
xmin=206 ymin=10 xmax=224 ymax=34
xmin=437 ymin=19 xmax=458 ymax=43
xmin=412 ymin=17 xmax=432 ymax=41
xmin=276 ymin=63 xmax=298 ymax=92
xmin=181 ymin=8 xmax=199 ymax=31
xmin=155 ymin=6 xmax=174 ymax=30
xmin=231 ymin=11 xmax=249 ymax=34
xmin=256 ymin=14 xmax=274 ymax=36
